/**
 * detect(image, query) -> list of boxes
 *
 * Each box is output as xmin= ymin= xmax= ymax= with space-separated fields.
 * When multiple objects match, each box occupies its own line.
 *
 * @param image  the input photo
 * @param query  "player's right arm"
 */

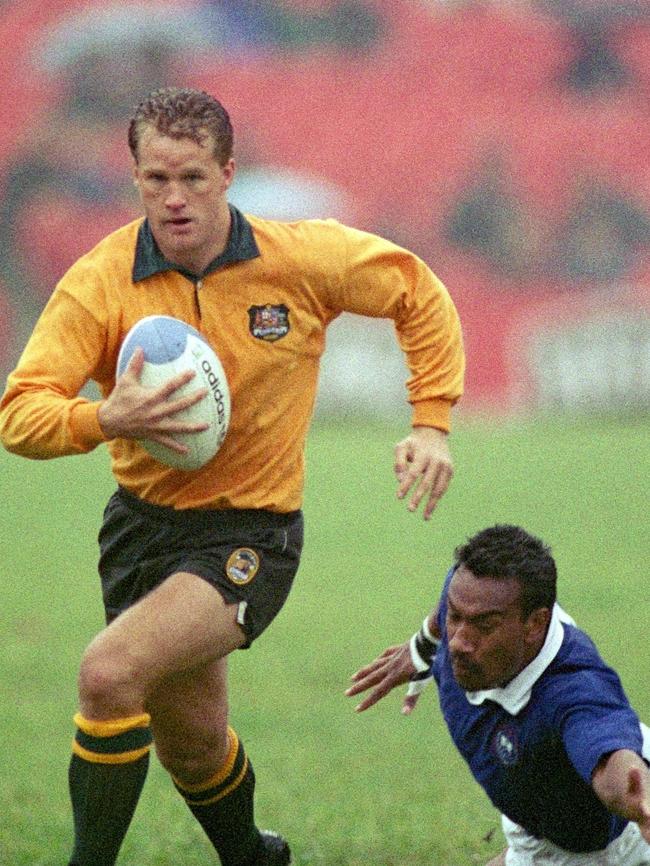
xmin=0 ymin=289 xmax=110 ymax=459
xmin=346 ymin=605 xmax=440 ymax=714
xmin=0 ymin=287 xmax=209 ymax=459
xmin=592 ymin=749 xmax=650 ymax=842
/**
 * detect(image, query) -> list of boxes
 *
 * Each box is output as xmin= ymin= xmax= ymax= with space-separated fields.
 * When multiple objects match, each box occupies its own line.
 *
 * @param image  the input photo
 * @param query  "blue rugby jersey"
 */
xmin=432 ymin=568 xmax=644 ymax=853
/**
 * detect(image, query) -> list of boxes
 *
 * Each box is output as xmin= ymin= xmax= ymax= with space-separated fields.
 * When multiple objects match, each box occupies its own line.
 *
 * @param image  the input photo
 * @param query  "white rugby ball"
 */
xmin=116 ymin=315 xmax=230 ymax=470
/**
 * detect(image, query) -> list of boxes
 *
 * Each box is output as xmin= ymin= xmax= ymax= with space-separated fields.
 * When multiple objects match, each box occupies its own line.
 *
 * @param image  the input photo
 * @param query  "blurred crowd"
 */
xmin=1 ymin=0 xmax=649 ymax=385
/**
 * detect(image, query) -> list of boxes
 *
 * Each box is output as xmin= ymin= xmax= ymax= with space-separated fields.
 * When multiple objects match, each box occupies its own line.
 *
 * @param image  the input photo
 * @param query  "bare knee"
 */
xmin=155 ymin=723 xmax=230 ymax=785
xmin=78 ymin=637 xmax=145 ymax=718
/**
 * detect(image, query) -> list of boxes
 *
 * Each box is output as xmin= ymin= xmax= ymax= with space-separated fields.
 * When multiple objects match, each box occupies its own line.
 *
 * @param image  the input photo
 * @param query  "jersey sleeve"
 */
xmin=328 ymin=224 xmax=465 ymax=431
xmin=0 ymin=283 xmax=109 ymax=459
xmin=552 ymin=668 xmax=644 ymax=784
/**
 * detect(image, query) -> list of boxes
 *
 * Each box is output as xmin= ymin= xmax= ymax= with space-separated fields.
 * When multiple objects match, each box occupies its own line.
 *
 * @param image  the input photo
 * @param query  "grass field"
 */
xmin=1 ymin=415 xmax=648 ymax=865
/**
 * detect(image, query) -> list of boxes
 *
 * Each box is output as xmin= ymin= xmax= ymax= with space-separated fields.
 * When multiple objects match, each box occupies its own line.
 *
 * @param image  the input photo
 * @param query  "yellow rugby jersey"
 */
xmin=0 ymin=208 xmax=464 ymax=511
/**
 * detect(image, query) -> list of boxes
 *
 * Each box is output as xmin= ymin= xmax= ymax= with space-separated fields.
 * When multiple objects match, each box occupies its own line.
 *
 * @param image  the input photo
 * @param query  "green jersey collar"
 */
xmin=132 ymin=205 xmax=260 ymax=283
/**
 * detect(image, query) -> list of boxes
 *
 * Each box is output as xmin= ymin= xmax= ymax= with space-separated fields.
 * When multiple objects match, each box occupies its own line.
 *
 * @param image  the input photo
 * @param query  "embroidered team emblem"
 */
xmin=492 ymin=725 xmax=519 ymax=766
xmin=248 ymin=304 xmax=290 ymax=342
xmin=226 ymin=548 xmax=260 ymax=585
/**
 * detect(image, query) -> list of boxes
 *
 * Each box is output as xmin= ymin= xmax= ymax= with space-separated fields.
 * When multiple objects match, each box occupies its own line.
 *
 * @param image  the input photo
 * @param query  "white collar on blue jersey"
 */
xmin=464 ymin=603 xmax=576 ymax=716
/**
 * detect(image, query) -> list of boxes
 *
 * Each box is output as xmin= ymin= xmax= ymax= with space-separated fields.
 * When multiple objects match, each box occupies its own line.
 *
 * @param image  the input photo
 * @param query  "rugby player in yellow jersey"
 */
xmin=0 ymin=87 xmax=464 ymax=866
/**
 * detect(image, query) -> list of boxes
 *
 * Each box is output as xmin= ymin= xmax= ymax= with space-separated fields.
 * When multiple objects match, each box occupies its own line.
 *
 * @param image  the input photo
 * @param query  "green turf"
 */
xmin=1 ymin=416 xmax=648 ymax=865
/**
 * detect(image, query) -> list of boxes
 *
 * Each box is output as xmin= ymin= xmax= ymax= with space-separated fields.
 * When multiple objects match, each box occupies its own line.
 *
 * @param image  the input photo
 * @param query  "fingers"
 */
xmin=628 ymin=766 xmax=643 ymax=798
xmin=346 ymin=674 xmax=397 ymax=713
xmin=148 ymin=387 xmax=210 ymax=424
xmin=346 ymin=651 xmax=400 ymax=697
xmin=394 ymin=439 xmax=412 ymax=487
xmin=155 ymin=368 xmax=202 ymax=402
xmin=401 ymin=692 xmax=421 ymax=716
xmin=394 ymin=430 xmax=454 ymax=520
xmin=144 ymin=426 xmax=207 ymax=453
xmin=346 ymin=645 xmax=415 ymax=713
xmin=145 ymin=432 xmax=192 ymax=455
xmin=102 ymin=355 xmax=211 ymax=442
xmin=349 ymin=646 xmax=401 ymax=683
xmin=350 ymin=689 xmax=386 ymax=714
xmin=627 ymin=767 xmax=650 ymax=841
xmin=396 ymin=456 xmax=453 ymax=520
xmin=122 ymin=349 xmax=207 ymax=413
xmin=421 ymin=461 xmax=454 ymax=520
xmin=124 ymin=346 xmax=145 ymax=379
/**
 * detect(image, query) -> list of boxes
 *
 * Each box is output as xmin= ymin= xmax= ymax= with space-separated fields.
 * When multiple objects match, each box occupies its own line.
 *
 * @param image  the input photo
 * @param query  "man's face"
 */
xmin=446 ymin=565 xmax=547 ymax=692
xmin=133 ymin=125 xmax=234 ymax=274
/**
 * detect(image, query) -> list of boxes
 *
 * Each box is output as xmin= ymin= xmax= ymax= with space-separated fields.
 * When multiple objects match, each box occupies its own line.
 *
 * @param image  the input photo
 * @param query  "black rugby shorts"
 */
xmin=98 ymin=487 xmax=304 ymax=646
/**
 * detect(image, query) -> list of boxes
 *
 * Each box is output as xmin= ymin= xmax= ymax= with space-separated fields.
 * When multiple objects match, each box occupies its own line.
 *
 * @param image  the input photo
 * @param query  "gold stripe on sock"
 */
xmin=173 ymin=726 xmax=240 ymax=795
xmin=74 ymin=712 xmax=151 ymax=738
xmin=72 ymin=741 xmax=152 ymax=764
xmin=191 ymin=755 xmax=249 ymax=806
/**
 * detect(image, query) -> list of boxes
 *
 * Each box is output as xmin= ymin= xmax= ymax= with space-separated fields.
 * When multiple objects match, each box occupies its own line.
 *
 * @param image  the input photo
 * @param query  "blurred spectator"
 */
xmin=537 ymin=0 xmax=650 ymax=92
xmin=35 ymin=3 xmax=209 ymax=121
xmin=0 ymin=112 xmax=138 ymax=317
xmin=0 ymin=2 xmax=210 ymax=322
xmin=443 ymin=148 xmax=541 ymax=280
xmin=203 ymin=0 xmax=385 ymax=53
xmin=551 ymin=178 xmax=650 ymax=282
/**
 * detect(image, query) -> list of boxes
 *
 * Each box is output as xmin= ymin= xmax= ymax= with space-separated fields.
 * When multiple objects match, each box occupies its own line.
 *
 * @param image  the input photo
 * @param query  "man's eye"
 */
xmin=476 ymin=620 xmax=497 ymax=634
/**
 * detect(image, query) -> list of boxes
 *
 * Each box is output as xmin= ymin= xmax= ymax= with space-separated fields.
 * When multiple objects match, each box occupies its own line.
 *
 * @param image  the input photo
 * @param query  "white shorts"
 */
xmin=502 ymin=723 xmax=650 ymax=866
xmin=502 ymin=816 xmax=650 ymax=866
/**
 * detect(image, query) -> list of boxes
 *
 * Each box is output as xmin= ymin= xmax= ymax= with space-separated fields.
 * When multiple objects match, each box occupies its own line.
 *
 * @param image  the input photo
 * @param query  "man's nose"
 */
xmin=165 ymin=184 xmax=186 ymax=208
xmin=449 ymin=623 xmax=476 ymax=655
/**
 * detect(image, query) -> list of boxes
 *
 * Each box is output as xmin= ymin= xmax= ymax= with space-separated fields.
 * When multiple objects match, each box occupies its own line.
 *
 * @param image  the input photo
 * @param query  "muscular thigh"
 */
xmin=89 ymin=571 xmax=245 ymax=691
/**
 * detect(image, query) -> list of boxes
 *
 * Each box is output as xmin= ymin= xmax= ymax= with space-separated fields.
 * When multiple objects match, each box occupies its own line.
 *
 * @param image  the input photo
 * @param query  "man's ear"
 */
xmin=222 ymin=158 xmax=235 ymax=190
xmin=525 ymin=607 xmax=551 ymax=645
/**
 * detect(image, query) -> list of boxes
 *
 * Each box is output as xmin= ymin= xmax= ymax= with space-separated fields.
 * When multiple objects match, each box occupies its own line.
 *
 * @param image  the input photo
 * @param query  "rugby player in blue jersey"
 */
xmin=347 ymin=524 xmax=650 ymax=865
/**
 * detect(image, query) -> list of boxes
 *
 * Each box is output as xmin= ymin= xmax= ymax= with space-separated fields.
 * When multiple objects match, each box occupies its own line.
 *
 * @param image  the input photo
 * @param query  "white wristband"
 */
xmin=421 ymin=615 xmax=436 ymax=643
xmin=406 ymin=674 xmax=434 ymax=697
xmin=409 ymin=633 xmax=432 ymax=673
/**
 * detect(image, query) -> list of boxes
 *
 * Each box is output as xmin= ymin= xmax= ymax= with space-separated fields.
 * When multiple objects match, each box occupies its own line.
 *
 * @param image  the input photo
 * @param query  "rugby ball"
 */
xmin=116 ymin=315 xmax=230 ymax=470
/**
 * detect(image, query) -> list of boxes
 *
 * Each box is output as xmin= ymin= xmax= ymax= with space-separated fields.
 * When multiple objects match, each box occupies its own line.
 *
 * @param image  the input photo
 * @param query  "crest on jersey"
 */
xmin=226 ymin=548 xmax=260 ymax=585
xmin=248 ymin=304 xmax=290 ymax=342
xmin=492 ymin=725 xmax=519 ymax=766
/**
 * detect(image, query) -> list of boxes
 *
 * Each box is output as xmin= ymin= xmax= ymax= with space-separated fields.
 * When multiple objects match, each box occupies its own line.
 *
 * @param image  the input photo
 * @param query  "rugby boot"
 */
xmin=254 ymin=830 xmax=291 ymax=865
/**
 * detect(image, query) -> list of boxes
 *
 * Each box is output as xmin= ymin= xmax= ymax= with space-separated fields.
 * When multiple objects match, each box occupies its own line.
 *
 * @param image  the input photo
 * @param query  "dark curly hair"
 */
xmin=454 ymin=524 xmax=557 ymax=617
xmin=128 ymin=87 xmax=233 ymax=166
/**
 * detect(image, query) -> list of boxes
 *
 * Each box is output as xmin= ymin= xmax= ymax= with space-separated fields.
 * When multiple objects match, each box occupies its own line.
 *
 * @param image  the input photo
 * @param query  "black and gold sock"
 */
xmin=174 ymin=727 xmax=262 ymax=866
xmin=67 ymin=712 xmax=152 ymax=866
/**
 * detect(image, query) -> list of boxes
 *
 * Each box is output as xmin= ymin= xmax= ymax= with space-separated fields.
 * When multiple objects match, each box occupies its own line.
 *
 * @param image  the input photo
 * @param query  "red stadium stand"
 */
xmin=194 ymin=2 xmax=648 ymax=243
xmin=2 ymin=0 xmax=648 ymax=408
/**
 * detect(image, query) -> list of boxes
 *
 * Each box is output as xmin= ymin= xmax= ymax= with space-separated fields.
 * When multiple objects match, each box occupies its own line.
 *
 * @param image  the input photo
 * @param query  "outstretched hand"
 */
xmin=593 ymin=748 xmax=650 ymax=842
xmin=98 ymin=347 xmax=209 ymax=454
xmin=395 ymin=426 xmax=454 ymax=520
xmin=627 ymin=766 xmax=650 ymax=843
xmin=346 ymin=642 xmax=425 ymax=715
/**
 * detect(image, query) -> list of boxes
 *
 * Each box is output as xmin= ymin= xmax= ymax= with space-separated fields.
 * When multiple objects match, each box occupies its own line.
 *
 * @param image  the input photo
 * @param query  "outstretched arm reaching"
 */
xmin=346 ymin=608 xmax=440 ymax=714
xmin=592 ymin=749 xmax=650 ymax=842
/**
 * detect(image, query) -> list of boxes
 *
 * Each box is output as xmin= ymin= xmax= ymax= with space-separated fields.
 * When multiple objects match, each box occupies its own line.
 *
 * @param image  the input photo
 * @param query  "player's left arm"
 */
xmin=346 ymin=603 xmax=441 ymax=714
xmin=592 ymin=749 xmax=650 ymax=841
xmin=328 ymin=226 xmax=464 ymax=520
xmin=394 ymin=425 xmax=453 ymax=520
